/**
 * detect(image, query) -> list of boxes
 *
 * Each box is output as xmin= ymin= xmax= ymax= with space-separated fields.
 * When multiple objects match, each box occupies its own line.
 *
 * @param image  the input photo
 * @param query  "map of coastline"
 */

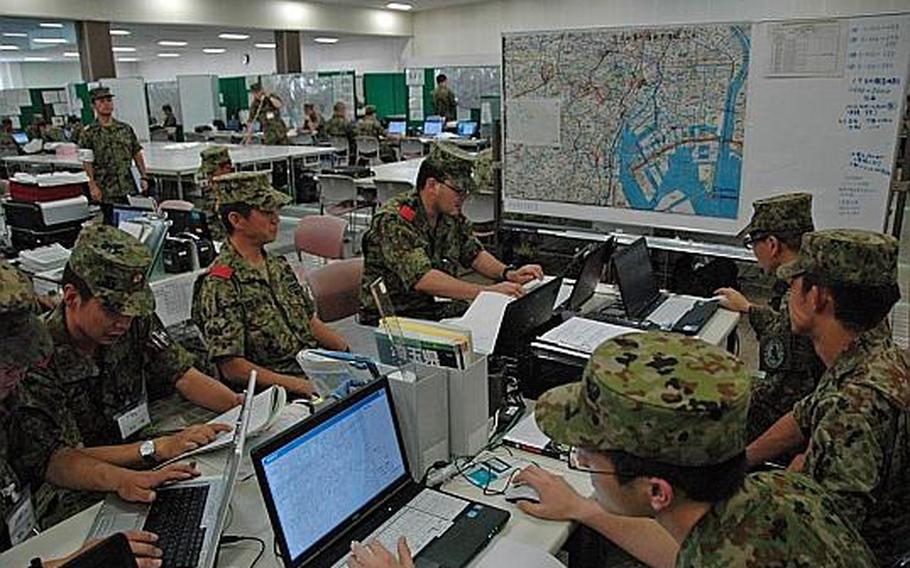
xmin=503 ymin=23 xmax=751 ymax=220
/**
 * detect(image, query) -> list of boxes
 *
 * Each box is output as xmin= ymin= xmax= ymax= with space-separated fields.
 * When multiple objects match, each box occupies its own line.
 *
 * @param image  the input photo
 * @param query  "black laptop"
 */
xmin=557 ymin=238 xmax=615 ymax=314
xmin=251 ymin=378 xmax=509 ymax=568
xmin=493 ymin=276 xmax=563 ymax=356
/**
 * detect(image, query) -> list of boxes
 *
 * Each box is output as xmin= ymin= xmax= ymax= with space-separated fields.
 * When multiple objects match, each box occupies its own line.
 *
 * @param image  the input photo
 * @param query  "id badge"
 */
xmin=266 ymin=112 xmax=275 ymax=120
xmin=115 ymin=401 xmax=151 ymax=440
xmin=5 ymin=487 xmax=37 ymax=547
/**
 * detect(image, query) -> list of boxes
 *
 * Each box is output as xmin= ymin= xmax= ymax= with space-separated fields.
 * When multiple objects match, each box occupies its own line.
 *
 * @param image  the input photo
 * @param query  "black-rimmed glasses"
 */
xmin=567 ymin=447 xmax=618 ymax=475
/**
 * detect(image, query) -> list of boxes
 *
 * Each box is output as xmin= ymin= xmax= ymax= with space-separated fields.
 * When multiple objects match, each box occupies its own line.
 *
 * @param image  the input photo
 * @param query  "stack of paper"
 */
xmin=536 ymin=316 xmax=639 ymax=355
xmin=375 ymin=317 xmax=473 ymax=369
xmin=18 ymin=243 xmax=71 ymax=273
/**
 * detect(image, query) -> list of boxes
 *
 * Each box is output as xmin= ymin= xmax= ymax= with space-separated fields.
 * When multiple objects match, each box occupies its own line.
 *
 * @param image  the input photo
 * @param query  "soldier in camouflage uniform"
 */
xmin=192 ymin=172 xmax=349 ymax=399
xmin=350 ymin=332 xmax=875 ymax=568
xmin=248 ymin=83 xmax=289 ymax=146
xmin=303 ymin=103 xmax=326 ymax=139
xmin=195 ymin=145 xmax=234 ymax=241
xmin=15 ymin=224 xmax=238 ymax=527
xmin=748 ymin=229 xmax=910 ymax=566
xmin=356 ymin=105 xmax=395 ymax=163
xmin=431 ymin=74 xmax=457 ymax=121
xmin=715 ymin=193 xmax=824 ymax=442
xmin=325 ymin=101 xmax=355 ymax=162
xmin=0 ymin=117 xmax=18 ymax=157
xmin=64 ymin=115 xmax=84 ymax=145
xmin=80 ymin=87 xmax=150 ymax=204
xmin=358 ymin=142 xmax=542 ymax=325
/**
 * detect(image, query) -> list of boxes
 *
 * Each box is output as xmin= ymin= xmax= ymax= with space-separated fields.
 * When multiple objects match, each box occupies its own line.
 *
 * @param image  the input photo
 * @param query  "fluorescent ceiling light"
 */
xmin=203 ymin=48 xmax=226 ymax=54
xmin=386 ymin=2 xmax=413 ymax=10
xmin=314 ymin=37 xmax=339 ymax=44
xmin=157 ymin=52 xmax=181 ymax=58
xmin=0 ymin=45 xmax=20 ymax=51
xmin=33 ymin=38 xmax=68 ymax=44
xmin=25 ymin=57 xmax=50 ymax=61
xmin=3 ymin=32 xmax=28 ymax=38
xmin=254 ymin=42 xmax=276 ymax=49
xmin=117 ymin=57 xmax=138 ymax=62
xmin=111 ymin=46 xmax=136 ymax=52
xmin=63 ymin=51 xmax=79 ymax=57
xmin=39 ymin=23 xmax=63 ymax=28
xmin=109 ymin=29 xmax=131 ymax=36
xmin=218 ymin=33 xmax=249 ymax=40
xmin=157 ymin=40 xmax=187 ymax=47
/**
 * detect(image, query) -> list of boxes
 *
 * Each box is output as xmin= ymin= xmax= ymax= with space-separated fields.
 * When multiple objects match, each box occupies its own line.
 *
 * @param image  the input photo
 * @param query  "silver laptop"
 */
xmin=86 ymin=370 xmax=258 ymax=568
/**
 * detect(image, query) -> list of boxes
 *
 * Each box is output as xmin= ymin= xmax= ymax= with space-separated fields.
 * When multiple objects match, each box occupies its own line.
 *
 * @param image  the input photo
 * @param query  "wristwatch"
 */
xmin=139 ymin=439 xmax=157 ymax=465
xmin=500 ymin=264 xmax=516 ymax=282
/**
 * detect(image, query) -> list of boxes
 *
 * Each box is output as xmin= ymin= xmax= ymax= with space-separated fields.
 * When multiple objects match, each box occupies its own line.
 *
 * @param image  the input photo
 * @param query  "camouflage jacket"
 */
xmin=193 ymin=241 xmax=318 ymax=376
xmin=356 ymin=116 xmax=386 ymax=138
xmin=432 ymin=86 xmax=457 ymax=121
xmin=250 ymin=95 xmax=289 ymax=146
xmin=325 ymin=116 xmax=354 ymax=140
xmin=677 ymin=471 xmax=875 ymax=567
xmin=0 ymin=397 xmax=32 ymax=552
xmin=745 ymin=286 xmax=824 ymax=441
xmin=0 ymin=131 xmax=18 ymax=157
xmin=15 ymin=305 xmax=194 ymax=480
xmin=305 ymin=114 xmax=326 ymax=138
xmin=792 ymin=321 xmax=910 ymax=564
xmin=80 ymin=119 xmax=142 ymax=203
xmin=359 ymin=190 xmax=483 ymax=325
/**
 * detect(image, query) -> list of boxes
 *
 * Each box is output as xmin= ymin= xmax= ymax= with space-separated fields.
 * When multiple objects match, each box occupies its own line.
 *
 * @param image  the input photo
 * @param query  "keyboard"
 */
xmin=584 ymin=302 xmax=653 ymax=330
xmin=672 ymin=300 xmax=720 ymax=335
xmin=143 ymin=485 xmax=210 ymax=568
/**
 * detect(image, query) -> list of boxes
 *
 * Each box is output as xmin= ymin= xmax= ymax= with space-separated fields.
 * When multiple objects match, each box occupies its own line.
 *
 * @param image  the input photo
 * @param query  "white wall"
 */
xmin=0 ymin=62 xmax=82 ymax=89
xmin=409 ymin=0 xmax=910 ymax=66
xmin=116 ymin=48 xmax=276 ymax=82
xmin=303 ymin=36 xmax=408 ymax=73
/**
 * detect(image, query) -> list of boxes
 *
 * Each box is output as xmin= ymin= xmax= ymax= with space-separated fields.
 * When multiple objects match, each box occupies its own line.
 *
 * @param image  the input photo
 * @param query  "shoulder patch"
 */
xmin=398 ymin=205 xmax=417 ymax=223
xmin=209 ymin=264 xmax=234 ymax=280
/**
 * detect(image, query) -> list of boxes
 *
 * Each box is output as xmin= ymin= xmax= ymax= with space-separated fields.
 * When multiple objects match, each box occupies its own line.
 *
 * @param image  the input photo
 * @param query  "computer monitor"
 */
xmin=254 ymin=380 xmax=409 ymax=566
xmin=457 ymin=121 xmax=477 ymax=137
xmin=423 ymin=120 xmax=443 ymax=137
xmin=387 ymin=120 xmax=406 ymax=136
xmin=12 ymin=131 xmax=28 ymax=145
xmin=104 ymin=204 xmax=148 ymax=227
xmin=612 ymin=238 xmax=660 ymax=318
xmin=494 ymin=276 xmax=563 ymax=355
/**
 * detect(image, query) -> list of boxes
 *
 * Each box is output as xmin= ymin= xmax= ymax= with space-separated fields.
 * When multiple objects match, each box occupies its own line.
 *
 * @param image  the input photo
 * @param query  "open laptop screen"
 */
xmin=423 ymin=120 xmax=443 ymax=137
xmin=566 ymin=239 xmax=613 ymax=312
xmin=457 ymin=121 xmax=477 ymax=137
xmin=388 ymin=121 xmax=406 ymax=136
xmin=257 ymin=384 xmax=407 ymax=564
xmin=612 ymin=238 xmax=660 ymax=318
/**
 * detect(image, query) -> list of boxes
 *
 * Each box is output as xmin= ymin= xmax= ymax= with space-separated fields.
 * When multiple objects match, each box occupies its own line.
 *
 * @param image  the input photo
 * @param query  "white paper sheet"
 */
xmin=475 ymin=537 xmax=564 ymax=568
xmin=537 ymin=316 xmax=639 ymax=354
xmin=502 ymin=413 xmax=551 ymax=452
xmin=445 ymin=291 xmax=513 ymax=355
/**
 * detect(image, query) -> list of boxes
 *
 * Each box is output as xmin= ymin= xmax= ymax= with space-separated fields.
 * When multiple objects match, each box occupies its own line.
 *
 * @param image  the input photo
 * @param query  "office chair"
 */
xmin=355 ymin=136 xmax=381 ymax=166
xmin=294 ymin=215 xmax=348 ymax=262
xmin=373 ymin=180 xmax=413 ymax=205
xmin=303 ymin=258 xmax=364 ymax=322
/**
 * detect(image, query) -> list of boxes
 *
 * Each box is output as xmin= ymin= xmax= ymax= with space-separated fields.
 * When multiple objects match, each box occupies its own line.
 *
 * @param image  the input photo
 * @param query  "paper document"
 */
xmin=502 ymin=413 xmax=551 ymax=452
xmin=444 ymin=291 xmax=513 ymax=355
xmin=476 ymin=537 xmax=564 ymax=568
xmin=538 ymin=317 xmax=639 ymax=354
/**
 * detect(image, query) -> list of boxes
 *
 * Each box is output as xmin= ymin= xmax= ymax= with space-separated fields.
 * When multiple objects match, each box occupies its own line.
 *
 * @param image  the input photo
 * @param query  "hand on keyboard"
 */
xmin=349 ymin=537 xmax=415 ymax=568
xmin=117 ymin=463 xmax=200 ymax=503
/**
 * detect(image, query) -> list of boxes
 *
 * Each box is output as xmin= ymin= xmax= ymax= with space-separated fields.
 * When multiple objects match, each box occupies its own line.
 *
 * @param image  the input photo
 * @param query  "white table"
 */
xmin=0 ymin=403 xmax=586 ymax=568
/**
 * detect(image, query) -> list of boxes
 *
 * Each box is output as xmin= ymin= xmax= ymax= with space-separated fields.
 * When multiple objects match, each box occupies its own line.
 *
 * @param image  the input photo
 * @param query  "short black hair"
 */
xmin=61 ymin=264 xmax=93 ymax=300
xmin=219 ymin=202 xmax=254 ymax=235
xmin=416 ymin=159 xmax=447 ymax=192
xmin=436 ymin=74 xmax=447 ymax=84
xmin=1 ymin=117 xmax=11 ymax=128
xmin=605 ymin=450 xmax=747 ymax=504
xmin=163 ymin=104 xmax=173 ymax=113
xmin=767 ymin=230 xmax=804 ymax=252
xmin=800 ymin=273 xmax=899 ymax=333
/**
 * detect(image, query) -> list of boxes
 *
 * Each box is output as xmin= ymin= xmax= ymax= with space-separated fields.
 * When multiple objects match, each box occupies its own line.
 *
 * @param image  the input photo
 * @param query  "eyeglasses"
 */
xmin=567 ymin=447 xmax=618 ymax=475
xmin=438 ymin=179 xmax=468 ymax=197
xmin=742 ymin=233 xmax=770 ymax=249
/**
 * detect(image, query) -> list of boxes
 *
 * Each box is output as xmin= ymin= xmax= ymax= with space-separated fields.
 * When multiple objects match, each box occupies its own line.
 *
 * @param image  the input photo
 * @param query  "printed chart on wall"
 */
xmin=501 ymin=14 xmax=910 ymax=234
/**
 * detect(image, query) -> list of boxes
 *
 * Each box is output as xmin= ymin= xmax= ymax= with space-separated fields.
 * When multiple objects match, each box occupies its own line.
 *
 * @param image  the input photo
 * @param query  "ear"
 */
xmin=811 ymin=284 xmax=834 ymax=315
xmin=61 ymin=284 xmax=82 ymax=310
xmin=646 ymin=477 xmax=675 ymax=513
xmin=227 ymin=210 xmax=246 ymax=231
xmin=765 ymin=235 xmax=782 ymax=257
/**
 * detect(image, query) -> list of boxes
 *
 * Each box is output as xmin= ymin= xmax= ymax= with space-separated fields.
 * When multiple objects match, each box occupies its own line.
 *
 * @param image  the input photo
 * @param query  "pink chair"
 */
xmin=294 ymin=215 xmax=348 ymax=262
xmin=303 ymin=258 xmax=364 ymax=322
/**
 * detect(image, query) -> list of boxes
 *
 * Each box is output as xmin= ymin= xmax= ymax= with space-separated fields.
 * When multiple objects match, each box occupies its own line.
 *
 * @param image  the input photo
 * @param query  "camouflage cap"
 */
xmin=425 ymin=142 xmax=477 ymax=194
xmin=364 ymin=105 xmax=377 ymax=114
xmin=198 ymin=146 xmax=232 ymax=179
xmin=89 ymin=86 xmax=114 ymax=101
xmin=67 ymin=224 xmax=155 ymax=317
xmin=535 ymin=331 xmax=751 ymax=467
xmin=0 ymin=259 xmax=52 ymax=366
xmin=473 ymin=148 xmax=495 ymax=193
xmin=212 ymin=171 xmax=291 ymax=211
xmin=777 ymin=229 xmax=899 ymax=287
xmin=739 ymin=192 xmax=814 ymax=238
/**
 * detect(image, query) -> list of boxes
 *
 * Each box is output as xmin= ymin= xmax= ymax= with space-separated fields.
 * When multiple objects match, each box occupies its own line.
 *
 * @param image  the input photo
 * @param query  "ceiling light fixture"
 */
xmin=39 ymin=23 xmax=63 ymax=28
xmin=109 ymin=29 xmax=131 ymax=36
xmin=313 ymin=37 xmax=339 ymax=44
xmin=386 ymin=2 xmax=413 ymax=10
xmin=2 ymin=32 xmax=28 ymax=38
xmin=24 ymin=56 xmax=51 ymax=61
xmin=111 ymin=46 xmax=136 ymax=52
xmin=157 ymin=52 xmax=181 ymax=58
xmin=63 ymin=51 xmax=80 ymax=57
xmin=33 ymin=38 xmax=68 ymax=44
xmin=254 ymin=42 xmax=276 ymax=49
xmin=218 ymin=33 xmax=250 ymax=40
xmin=0 ymin=45 xmax=20 ymax=51
xmin=203 ymin=48 xmax=226 ymax=54
xmin=157 ymin=40 xmax=187 ymax=47
xmin=117 ymin=57 xmax=138 ymax=62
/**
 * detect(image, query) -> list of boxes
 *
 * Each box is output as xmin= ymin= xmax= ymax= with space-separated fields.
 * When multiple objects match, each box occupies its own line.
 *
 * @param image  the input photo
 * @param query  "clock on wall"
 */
xmin=242 ymin=53 xmax=250 ymax=65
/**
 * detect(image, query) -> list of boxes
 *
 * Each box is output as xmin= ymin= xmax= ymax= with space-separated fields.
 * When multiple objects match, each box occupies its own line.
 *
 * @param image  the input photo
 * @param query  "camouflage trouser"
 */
xmin=35 ymin=483 xmax=104 ymax=529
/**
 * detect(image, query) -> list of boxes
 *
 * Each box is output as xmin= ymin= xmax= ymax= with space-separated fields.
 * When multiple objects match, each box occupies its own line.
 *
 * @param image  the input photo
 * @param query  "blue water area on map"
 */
xmin=615 ymin=26 xmax=750 ymax=219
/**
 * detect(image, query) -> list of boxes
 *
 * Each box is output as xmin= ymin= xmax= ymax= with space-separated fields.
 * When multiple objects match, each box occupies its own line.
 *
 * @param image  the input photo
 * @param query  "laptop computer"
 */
xmin=494 ymin=276 xmax=563 ymax=356
xmin=590 ymin=238 xmax=718 ymax=334
xmin=556 ymin=238 xmax=615 ymax=314
xmin=252 ymin=378 xmax=509 ymax=568
xmin=456 ymin=121 xmax=477 ymax=137
xmin=423 ymin=120 xmax=443 ymax=137
xmin=387 ymin=121 xmax=406 ymax=136
xmin=12 ymin=131 xmax=28 ymax=145
xmin=85 ymin=370 xmax=258 ymax=568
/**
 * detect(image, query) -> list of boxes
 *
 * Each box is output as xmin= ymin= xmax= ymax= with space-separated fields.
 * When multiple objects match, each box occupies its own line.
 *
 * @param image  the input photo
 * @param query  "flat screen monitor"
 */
xmin=612 ymin=238 xmax=660 ymax=318
xmin=423 ymin=120 xmax=443 ymax=137
xmin=12 ymin=131 xmax=28 ymax=145
xmin=387 ymin=121 xmax=406 ymax=136
xmin=457 ymin=121 xmax=477 ymax=137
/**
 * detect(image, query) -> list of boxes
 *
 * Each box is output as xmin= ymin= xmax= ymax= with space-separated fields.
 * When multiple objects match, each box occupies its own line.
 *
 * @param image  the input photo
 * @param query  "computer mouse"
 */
xmin=504 ymin=482 xmax=541 ymax=504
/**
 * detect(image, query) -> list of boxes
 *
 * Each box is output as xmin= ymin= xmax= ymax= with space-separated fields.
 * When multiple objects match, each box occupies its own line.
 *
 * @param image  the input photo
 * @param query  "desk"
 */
xmin=357 ymin=157 xmax=425 ymax=188
xmin=0 ymin=404 xmax=584 ymax=567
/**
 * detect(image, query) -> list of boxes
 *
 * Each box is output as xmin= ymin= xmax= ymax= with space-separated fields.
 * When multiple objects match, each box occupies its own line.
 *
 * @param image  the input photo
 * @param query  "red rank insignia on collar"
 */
xmin=398 ymin=205 xmax=417 ymax=223
xmin=209 ymin=264 xmax=234 ymax=279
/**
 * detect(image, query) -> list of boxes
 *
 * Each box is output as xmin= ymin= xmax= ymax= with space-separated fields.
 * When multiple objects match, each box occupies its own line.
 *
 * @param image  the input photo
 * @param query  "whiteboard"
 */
xmin=501 ymin=13 xmax=910 ymax=235
xmin=178 ymin=75 xmax=220 ymax=130
xmin=100 ymin=77 xmax=150 ymax=142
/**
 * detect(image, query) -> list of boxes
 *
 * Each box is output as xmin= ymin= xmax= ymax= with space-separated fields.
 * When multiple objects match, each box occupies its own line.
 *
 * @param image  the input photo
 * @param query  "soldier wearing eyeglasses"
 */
xmin=358 ymin=142 xmax=543 ymax=326
xmin=714 ymin=193 xmax=823 ymax=442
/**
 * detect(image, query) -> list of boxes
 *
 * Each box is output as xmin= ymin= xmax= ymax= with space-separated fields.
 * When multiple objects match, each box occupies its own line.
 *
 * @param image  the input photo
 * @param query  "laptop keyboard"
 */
xmin=143 ymin=485 xmax=209 ymax=568
xmin=647 ymin=296 xmax=697 ymax=327
xmin=672 ymin=301 xmax=720 ymax=335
